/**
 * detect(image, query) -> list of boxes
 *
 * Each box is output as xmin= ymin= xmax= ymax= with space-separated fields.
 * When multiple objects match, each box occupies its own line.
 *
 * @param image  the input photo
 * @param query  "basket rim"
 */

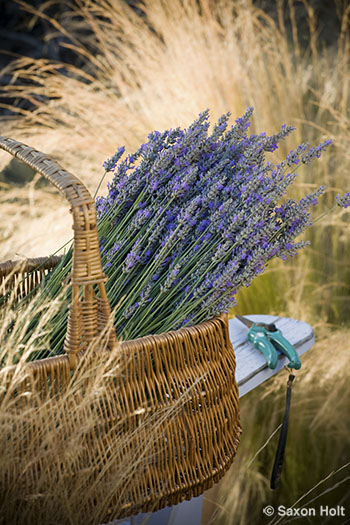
xmin=0 ymin=255 xmax=63 ymax=278
xmin=24 ymin=313 xmax=227 ymax=370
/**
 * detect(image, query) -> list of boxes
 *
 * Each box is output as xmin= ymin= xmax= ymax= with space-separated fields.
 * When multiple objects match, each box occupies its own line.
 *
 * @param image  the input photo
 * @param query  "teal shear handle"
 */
xmin=236 ymin=315 xmax=302 ymax=370
xmin=269 ymin=327 xmax=301 ymax=369
xmin=247 ymin=327 xmax=278 ymax=369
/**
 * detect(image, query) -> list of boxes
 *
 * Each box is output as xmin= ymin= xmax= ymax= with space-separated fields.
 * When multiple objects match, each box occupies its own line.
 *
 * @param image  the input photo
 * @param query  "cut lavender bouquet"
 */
xmin=21 ymin=107 xmax=334 ymax=356
xmin=94 ymin=107 xmax=330 ymax=340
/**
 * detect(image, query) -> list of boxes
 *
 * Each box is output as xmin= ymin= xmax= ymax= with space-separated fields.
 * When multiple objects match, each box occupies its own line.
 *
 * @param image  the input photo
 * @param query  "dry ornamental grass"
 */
xmin=0 ymin=1 xmax=349 ymax=523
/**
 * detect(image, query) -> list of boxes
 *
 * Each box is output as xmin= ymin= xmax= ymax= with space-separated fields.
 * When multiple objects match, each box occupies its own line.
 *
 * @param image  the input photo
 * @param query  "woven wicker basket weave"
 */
xmin=0 ymin=137 xmax=241 ymax=519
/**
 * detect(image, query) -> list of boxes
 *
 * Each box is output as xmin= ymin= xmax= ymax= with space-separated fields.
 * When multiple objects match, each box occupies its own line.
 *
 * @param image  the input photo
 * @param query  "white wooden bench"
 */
xmin=113 ymin=315 xmax=315 ymax=525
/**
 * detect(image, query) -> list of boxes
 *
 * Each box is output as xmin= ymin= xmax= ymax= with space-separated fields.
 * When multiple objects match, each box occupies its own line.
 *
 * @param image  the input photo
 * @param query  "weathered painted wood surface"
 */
xmin=112 ymin=315 xmax=315 ymax=525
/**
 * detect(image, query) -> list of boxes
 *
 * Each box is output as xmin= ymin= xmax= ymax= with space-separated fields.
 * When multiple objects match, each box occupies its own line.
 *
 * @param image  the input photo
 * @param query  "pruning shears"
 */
xmin=236 ymin=315 xmax=301 ymax=370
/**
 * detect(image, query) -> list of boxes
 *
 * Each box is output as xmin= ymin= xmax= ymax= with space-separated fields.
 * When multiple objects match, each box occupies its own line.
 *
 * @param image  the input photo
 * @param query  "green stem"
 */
xmin=312 ymin=205 xmax=337 ymax=225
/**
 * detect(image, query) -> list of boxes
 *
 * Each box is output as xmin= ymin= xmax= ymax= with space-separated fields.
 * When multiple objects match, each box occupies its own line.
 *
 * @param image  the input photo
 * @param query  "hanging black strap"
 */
xmin=270 ymin=373 xmax=295 ymax=490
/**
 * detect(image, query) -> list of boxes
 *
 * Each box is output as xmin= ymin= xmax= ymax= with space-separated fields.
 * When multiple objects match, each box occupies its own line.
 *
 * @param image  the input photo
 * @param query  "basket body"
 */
xmin=1 ymin=258 xmax=241 ymax=519
xmin=117 ymin=315 xmax=241 ymax=515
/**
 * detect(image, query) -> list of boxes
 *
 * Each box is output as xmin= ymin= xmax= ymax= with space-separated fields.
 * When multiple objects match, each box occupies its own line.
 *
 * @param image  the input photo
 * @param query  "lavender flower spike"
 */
xmin=103 ymin=146 xmax=125 ymax=172
xmin=336 ymin=192 xmax=350 ymax=209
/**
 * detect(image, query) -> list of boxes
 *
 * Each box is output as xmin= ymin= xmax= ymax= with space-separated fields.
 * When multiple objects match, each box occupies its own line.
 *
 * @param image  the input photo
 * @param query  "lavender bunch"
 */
xmin=93 ymin=108 xmax=331 ymax=340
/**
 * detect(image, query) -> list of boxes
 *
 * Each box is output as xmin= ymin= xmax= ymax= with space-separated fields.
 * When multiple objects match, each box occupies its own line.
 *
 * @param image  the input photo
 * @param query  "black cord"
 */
xmin=270 ymin=373 xmax=295 ymax=490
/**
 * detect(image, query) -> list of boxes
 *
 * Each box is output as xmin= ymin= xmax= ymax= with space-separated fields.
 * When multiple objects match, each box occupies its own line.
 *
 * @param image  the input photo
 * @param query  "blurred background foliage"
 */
xmin=0 ymin=1 xmax=349 ymax=523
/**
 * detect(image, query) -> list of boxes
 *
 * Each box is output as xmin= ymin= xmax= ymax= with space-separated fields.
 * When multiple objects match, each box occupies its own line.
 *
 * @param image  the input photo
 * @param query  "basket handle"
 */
xmin=0 ymin=136 xmax=116 ymax=368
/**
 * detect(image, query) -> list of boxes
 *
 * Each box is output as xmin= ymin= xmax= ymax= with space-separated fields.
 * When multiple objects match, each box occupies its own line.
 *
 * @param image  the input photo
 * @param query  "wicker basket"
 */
xmin=0 ymin=137 xmax=241 ymax=519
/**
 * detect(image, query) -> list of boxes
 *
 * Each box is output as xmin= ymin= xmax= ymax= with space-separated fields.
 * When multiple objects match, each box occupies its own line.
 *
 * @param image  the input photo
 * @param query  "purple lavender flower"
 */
xmin=336 ymin=192 xmax=350 ymax=208
xmin=102 ymin=146 xmax=125 ymax=172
